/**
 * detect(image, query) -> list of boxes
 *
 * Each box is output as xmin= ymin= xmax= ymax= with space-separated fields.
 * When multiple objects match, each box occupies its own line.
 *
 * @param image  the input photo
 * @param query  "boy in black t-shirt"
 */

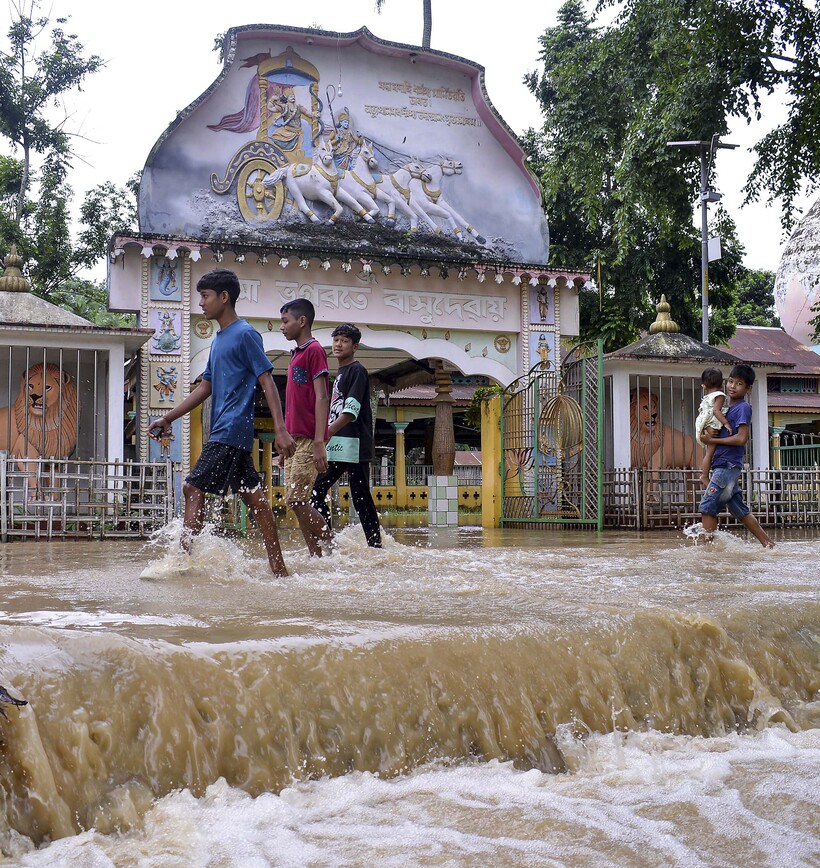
xmin=310 ymin=324 xmax=382 ymax=548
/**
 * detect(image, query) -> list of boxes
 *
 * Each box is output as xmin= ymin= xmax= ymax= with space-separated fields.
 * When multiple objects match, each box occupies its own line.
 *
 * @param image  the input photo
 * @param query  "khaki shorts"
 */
xmin=284 ymin=437 xmax=319 ymax=505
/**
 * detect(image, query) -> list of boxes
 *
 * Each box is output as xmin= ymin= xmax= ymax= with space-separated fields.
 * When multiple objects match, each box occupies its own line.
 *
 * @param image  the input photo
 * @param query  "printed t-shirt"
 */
xmin=202 ymin=319 xmax=272 ymax=451
xmin=285 ymin=337 xmax=329 ymax=439
xmin=712 ymin=400 xmax=752 ymax=468
xmin=326 ymin=360 xmax=373 ymax=463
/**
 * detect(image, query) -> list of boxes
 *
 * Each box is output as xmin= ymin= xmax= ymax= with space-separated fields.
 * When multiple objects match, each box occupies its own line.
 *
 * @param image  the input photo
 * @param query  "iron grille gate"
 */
xmin=501 ymin=341 xmax=603 ymax=528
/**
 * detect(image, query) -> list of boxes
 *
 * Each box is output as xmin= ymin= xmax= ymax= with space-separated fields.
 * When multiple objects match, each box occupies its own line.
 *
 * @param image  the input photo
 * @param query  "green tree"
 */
xmin=0 ymin=1 xmax=102 ymax=225
xmin=810 ymin=305 xmax=820 ymax=344
xmin=523 ymin=1 xmax=737 ymax=350
xmin=49 ymin=277 xmax=135 ymax=327
xmin=594 ymin=0 xmax=820 ymax=231
xmin=524 ymin=0 xmax=817 ymax=349
xmin=0 ymin=3 xmax=137 ymax=303
xmin=734 ymin=269 xmax=780 ymax=328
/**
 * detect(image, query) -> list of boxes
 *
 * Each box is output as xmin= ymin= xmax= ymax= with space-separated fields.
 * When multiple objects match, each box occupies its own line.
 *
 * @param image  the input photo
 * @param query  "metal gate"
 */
xmin=501 ymin=340 xmax=603 ymax=527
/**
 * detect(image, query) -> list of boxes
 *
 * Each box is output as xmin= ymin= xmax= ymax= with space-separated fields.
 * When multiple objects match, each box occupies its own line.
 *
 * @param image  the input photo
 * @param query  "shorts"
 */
xmin=698 ymin=465 xmax=750 ymax=520
xmin=186 ymin=441 xmax=262 ymax=496
xmin=284 ymin=437 xmax=319 ymax=506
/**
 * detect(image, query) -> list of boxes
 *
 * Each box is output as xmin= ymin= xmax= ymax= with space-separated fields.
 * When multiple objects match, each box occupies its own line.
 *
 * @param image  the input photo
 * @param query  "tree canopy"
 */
xmin=524 ymin=0 xmax=817 ymax=349
xmin=524 ymin=0 xmax=743 ymax=350
xmin=734 ymin=269 xmax=781 ymax=329
xmin=0 ymin=1 xmax=136 ymax=323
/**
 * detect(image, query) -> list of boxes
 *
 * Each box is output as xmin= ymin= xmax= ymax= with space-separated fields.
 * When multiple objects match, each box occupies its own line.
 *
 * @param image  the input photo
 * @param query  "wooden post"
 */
xmin=431 ymin=360 xmax=455 ymax=475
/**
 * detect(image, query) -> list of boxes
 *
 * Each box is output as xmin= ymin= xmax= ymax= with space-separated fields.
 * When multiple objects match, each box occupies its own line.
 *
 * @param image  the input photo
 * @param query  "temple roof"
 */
xmin=0 ymin=246 xmax=152 ymax=349
xmin=0 ymin=291 xmax=95 ymax=329
xmin=606 ymin=296 xmax=789 ymax=367
xmin=606 ymin=331 xmax=745 ymax=365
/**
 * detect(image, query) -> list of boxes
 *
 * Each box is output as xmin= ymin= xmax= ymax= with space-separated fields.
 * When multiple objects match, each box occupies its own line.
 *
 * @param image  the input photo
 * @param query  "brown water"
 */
xmin=0 ymin=524 xmax=818 ymax=866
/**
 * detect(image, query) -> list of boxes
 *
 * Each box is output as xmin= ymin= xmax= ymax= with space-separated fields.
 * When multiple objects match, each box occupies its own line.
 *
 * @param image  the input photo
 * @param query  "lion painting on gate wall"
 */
xmin=0 ymin=363 xmax=78 ymax=469
xmin=630 ymin=388 xmax=697 ymax=469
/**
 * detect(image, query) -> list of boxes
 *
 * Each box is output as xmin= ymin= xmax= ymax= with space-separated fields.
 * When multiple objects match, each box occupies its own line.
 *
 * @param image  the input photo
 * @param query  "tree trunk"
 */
xmin=16 ymin=139 xmax=30 ymax=225
xmin=422 ymin=0 xmax=432 ymax=48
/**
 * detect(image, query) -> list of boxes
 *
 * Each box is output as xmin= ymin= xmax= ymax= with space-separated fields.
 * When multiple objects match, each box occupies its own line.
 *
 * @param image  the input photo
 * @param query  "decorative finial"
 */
xmin=649 ymin=294 xmax=680 ymax=334
xmin=0 ymin=245 xmax=31 ymax=293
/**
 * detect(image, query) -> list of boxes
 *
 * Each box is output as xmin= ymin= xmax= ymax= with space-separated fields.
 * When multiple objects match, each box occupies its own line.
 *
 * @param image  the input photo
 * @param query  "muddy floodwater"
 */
xmin=0 ymin=524 xmax=818 ymax=866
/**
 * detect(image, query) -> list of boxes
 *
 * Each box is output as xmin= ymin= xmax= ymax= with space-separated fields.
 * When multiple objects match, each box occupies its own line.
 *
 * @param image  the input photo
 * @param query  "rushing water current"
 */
xmin=0 ymin=524 xmax=818 ymax=866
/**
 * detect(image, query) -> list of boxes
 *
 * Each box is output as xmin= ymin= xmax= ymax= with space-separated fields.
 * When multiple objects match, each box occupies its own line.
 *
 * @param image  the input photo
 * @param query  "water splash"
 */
xmin=682 ymin=522 xmax=760 ymax=552
xmin=139 ymin=518 xmax=261 ymax=583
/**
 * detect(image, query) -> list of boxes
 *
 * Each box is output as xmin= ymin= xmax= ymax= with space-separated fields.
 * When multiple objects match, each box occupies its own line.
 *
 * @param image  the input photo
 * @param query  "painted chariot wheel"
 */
xmin=237 ymin=159 xmax=285 ymax=222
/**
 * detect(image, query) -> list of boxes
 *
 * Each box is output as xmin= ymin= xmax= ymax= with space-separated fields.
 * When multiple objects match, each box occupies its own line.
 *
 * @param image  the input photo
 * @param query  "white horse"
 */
xmin=409 ymin=159 xmax=486 ymax=243
xmin=338 ymin=141 xmax=437 ymax=230
xmin=335 ymin=141 xmax=382 ymax=222
xmin=266 ymin=139 xmax=376 ymax=224
xmin=383 ymin=160 xmax=441 ymax=232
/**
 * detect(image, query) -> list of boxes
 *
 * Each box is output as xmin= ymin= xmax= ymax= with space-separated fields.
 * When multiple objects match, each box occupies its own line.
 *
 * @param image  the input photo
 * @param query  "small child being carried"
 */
xmin=696 ymin=367 xmax=731 ymax=484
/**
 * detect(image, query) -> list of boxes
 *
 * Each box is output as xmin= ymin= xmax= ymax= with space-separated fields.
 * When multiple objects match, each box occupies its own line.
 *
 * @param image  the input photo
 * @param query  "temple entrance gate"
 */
xmin=501 ymin=341 xmax=603 ymax=528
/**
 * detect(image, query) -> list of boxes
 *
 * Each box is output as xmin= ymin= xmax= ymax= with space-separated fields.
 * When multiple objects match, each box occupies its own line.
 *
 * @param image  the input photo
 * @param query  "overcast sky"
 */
xmin=3 ymin=0 xmax=813 ymax=275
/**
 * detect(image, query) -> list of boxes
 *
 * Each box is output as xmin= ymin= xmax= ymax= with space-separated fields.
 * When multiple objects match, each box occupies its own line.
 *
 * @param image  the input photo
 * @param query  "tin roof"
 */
xmin=766 ymin=391 xmax=820 ymax=412
xmin=722 ymin=326 xmax=820 ymax=376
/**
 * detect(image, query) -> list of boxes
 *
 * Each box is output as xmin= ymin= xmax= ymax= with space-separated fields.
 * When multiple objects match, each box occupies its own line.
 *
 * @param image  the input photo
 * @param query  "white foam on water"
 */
xmin=0 ymin=610 xmax=207 ymax=630
xmin=139 ymin=518 xmax=268 ymax=585
xmin=9 ymin=727 xmax=819 ymax=867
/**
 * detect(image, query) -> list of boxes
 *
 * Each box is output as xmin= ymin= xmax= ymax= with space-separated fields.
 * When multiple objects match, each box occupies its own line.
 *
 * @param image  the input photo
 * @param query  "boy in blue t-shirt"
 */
xmin=698 ymin=364 xmax=773 ymax=548
xmin=147 ymin=269 xmax=296 ymax=575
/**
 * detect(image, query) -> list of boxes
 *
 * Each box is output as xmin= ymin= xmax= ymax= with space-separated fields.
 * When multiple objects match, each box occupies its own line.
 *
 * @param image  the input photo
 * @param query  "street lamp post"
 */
xmin=667 ymin=136 xmax=737 ymax=344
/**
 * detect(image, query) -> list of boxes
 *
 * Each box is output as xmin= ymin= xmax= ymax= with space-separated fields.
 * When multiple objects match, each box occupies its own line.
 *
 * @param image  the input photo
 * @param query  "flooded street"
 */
xmin=0 ymin=526 xmax=818 ymax=865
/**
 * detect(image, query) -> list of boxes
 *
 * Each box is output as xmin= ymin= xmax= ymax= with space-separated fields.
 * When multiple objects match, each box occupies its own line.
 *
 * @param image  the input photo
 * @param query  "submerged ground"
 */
xmin=0 ymin=525 xmax=818 ymax=865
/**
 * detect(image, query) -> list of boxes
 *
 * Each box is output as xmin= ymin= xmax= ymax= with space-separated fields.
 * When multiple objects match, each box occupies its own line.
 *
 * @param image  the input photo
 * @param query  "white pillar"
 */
xmin=612 ymin=371 xmax=632 ymax=468
xmin=751 ymin=380 xmax=769 ymax=470
xmin=107 ymin=344 xmax=125 ymax=464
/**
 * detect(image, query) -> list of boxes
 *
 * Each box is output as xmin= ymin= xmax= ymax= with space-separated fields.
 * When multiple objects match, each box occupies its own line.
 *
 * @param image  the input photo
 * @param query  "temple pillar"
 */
xmin=481 ymin=393 xmax=502 ymax=527
xmin=612 ymin=371 xmax=632 ymax=468
xmin=751 ymin=381 xmax=770 ymax=470
xmin=393 ymin=420 xmax=409 ymax=509
xmin=431 ymin=361 xmax=455 ymax=474
xmin=429 ymin=361 xmax=458 ymax=526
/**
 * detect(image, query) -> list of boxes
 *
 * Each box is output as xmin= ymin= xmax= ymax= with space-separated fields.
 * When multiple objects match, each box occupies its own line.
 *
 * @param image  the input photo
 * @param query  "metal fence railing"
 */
xmin=1 ymin=454 xmax=179 ymax=541
xmin=771 ymin=431 xmax=820 ymax=468
xmin=405 ymin=464 xmax=482 ymax=486
xmin=602 ymin=466 xmax=820 ymax=529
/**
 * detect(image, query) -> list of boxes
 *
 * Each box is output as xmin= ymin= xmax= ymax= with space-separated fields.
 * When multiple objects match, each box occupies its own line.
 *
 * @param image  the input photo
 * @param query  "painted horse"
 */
xmin=266 ymin=138 xmax=376 ymax=224
xmin=410 ymin=159 xmax=486 ymax=243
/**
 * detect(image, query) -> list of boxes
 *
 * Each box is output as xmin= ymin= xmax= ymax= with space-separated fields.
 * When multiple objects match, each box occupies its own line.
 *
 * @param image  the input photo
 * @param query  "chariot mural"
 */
xmin=140 ymin=30 xmax=549 ymax=263
xmin=207 ymin=47 xmax=488 ymax=242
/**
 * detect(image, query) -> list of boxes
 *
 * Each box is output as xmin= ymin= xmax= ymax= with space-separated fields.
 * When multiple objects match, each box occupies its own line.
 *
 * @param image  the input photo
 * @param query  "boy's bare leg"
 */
xmin=699 ymin=513 xmax=718 ymax=544
xmin=700 ymin=444 xmax=716 ymax=484
xmin=291 ymin=502 xmax=333 ymax=558
xmin=741 ymin=513 xmax=774 ymax=548
xmin=182 ymin=482 xmax=206 ymax=552
xmin=241 ymin=487 xmax=288 ymax=576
